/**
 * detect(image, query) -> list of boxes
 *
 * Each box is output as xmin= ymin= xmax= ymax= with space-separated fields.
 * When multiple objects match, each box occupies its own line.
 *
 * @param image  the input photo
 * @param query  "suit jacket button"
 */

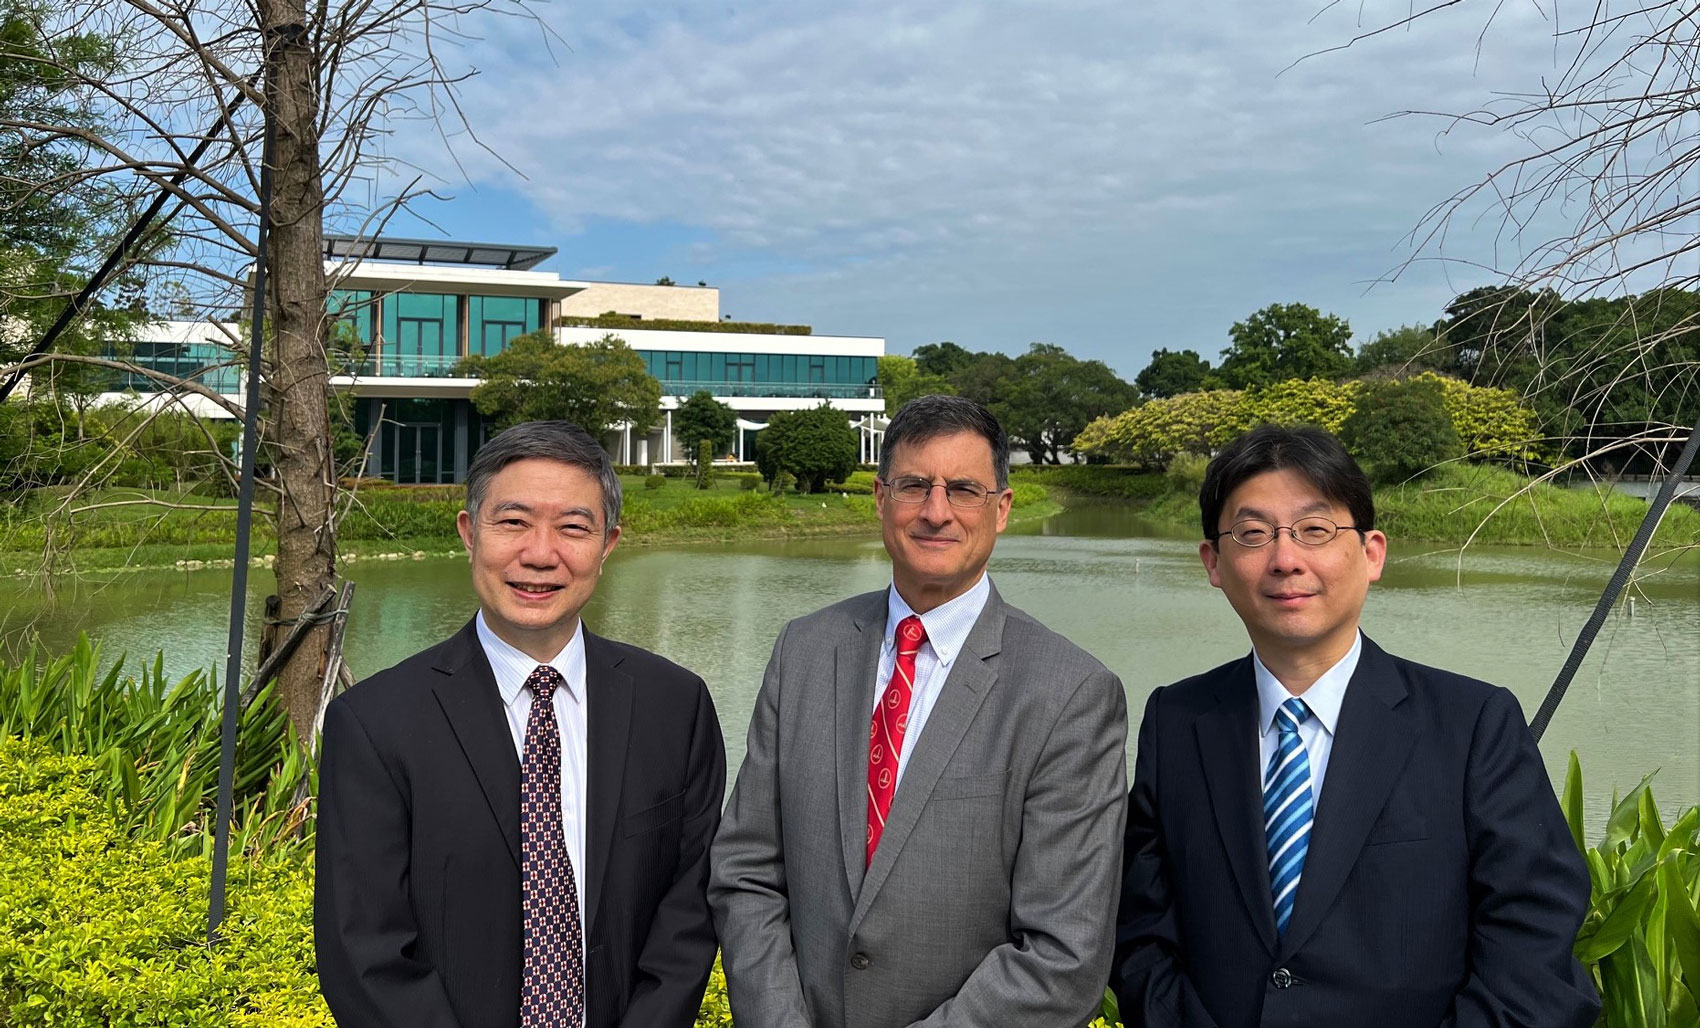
xmin=1271 ymin=967 xmax=1293 ymax=989
xmin=850 ymin=953 xmax=871 ymax=970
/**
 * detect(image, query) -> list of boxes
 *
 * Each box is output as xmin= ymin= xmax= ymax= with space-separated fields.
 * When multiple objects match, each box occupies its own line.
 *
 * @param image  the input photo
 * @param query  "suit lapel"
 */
xmin=1193 ymin=656 xmax=1278 ymax=955
xmin=583 ymin=628 xmax=633 ymax=939
xmin=430 ymin=619 xmax=522 ymax=868
xmin=835 ymin=593 xmax=887 ymax=898
xmin=849 ymin=589 xmax=1004 ymax=932
xmin=1279 ymin=636 xmax=1418 ymax=959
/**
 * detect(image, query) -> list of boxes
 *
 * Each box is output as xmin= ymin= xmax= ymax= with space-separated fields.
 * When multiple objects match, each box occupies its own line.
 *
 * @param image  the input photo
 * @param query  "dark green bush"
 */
xmin=1340 ymin=377 xmax=1463 ymax=483
xmin=644 ymin=474 xmax=667 ymax=491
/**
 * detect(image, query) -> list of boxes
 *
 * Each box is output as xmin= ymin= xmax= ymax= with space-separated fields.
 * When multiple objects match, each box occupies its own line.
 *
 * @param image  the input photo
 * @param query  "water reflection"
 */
xmin=1 ymin=504 xmax=1695 ymax=830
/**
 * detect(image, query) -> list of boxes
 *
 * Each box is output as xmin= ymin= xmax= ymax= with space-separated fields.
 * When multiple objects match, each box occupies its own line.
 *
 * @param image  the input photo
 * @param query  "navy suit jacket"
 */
xmin=1111 ymin=635 xmax=1598 ymax=1028
xmin=315 ymin=619 xmax=725 ymax=1028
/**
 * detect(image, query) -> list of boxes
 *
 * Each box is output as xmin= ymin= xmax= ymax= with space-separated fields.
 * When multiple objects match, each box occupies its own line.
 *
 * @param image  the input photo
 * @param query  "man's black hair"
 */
xmin=1198 ymin=424 xmax=1375 ymax=542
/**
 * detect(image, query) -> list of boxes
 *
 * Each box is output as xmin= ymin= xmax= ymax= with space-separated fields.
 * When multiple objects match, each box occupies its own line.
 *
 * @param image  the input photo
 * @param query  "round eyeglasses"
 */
xmin=877 ymin=476 xmax=1001 ymax=508
xmin=1207 ymin=516 xmax=1364 ymax=548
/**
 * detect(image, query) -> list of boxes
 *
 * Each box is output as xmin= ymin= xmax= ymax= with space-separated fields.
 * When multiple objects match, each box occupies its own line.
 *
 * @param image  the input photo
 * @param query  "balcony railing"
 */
xmin=662 ymin=379 xmax=881 ymax=399
xmin=336 ymin=356 xmax=882 ymax=399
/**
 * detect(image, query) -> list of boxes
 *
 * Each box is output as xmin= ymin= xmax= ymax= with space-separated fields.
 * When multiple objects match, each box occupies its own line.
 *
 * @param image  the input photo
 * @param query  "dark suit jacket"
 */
xmin=1111 ymin=635 xmax=1598 ymax=1028
xmin=315 ymin=618 xmax=725 ymax=1028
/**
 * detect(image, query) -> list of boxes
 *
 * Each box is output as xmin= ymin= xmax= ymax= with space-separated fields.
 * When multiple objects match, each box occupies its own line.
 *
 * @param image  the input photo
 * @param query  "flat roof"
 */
xmin=323 ymin=234 xmax=557 ymax=271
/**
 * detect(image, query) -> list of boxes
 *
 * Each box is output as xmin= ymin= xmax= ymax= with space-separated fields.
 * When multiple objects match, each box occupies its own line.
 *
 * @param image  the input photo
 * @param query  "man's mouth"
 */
xmin=507 ymin=581 xmax=565 ymax=598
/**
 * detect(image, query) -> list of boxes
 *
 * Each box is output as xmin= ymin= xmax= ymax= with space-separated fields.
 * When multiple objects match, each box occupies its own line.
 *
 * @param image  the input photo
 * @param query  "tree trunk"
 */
xmin=260 ymin=0 xmax=336 ymax=742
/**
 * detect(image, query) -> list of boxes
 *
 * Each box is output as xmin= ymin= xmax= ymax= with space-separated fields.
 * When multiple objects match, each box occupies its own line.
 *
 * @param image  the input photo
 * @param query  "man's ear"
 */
xmin=457 ymin=509 xmax=475 ymax=553
xmin=1199 ymin=539 xmax=1224 ymax=589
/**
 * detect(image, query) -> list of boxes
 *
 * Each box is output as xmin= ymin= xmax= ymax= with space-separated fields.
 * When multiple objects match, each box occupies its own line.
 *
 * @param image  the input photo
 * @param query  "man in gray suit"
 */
xmin=711 ymin=394 xmax=1128 ymax=1028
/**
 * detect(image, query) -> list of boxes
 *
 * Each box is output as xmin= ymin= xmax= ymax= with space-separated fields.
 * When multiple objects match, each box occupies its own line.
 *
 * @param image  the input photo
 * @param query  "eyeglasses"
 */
xmin=1207 ymin=517 xmax=1364 ymax=548
xmin=877 ymin=476 xmax=1001 ymax=508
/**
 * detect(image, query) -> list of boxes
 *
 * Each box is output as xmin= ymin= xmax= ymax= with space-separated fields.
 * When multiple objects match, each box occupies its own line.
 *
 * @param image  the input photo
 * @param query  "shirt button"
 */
xmin=1271 ymin=967 xmax=1293 ymax=989
xmin=850 ymin=953 xmax=871 ymax=970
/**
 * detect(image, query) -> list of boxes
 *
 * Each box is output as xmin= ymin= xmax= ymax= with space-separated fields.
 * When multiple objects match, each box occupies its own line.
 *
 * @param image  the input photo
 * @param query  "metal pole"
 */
xmin=208 ymin=55 xmax=279 ymax=944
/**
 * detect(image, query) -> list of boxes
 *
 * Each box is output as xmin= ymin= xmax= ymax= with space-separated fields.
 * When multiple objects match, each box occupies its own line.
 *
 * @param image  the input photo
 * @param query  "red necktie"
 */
xmin=867 ymin=614 xmax=926 ymax=865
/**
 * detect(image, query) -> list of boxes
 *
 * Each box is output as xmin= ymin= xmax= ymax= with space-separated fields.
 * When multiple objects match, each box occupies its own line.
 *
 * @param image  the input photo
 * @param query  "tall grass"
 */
xmin=0 ymin=635 xmax=310 ymax=856
xmin=1378 ymin=464 xmax=1700 ymax=550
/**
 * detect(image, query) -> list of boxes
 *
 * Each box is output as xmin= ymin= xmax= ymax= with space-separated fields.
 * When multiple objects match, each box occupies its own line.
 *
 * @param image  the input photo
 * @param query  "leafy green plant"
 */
xmin=1564 ymin=752 xmax=1700 ymax=1026
xmin=0 ymin=635 xmax=310 ymax=856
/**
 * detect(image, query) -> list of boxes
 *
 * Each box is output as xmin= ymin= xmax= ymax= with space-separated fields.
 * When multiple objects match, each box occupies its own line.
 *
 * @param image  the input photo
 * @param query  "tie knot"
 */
xmin=1277 ymin=697 xmax=1311 ymax=732
xmin=526 ymin=664 xmax=564 ymax=700
xmin=894 ymin=615 xmax=927 ymax=654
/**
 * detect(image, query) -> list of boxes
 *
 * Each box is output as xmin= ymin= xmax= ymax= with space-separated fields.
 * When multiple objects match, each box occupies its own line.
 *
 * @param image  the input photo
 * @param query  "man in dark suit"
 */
xmin=1111 ymin=425 xmax=1598 ymax=1028
xmin=315 ymin=420 xmax=725 ymax=1028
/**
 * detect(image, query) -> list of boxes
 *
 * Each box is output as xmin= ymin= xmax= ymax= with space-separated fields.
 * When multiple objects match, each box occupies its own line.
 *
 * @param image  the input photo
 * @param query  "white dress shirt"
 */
xmin=1253 ymin=631 xmax=1362 ymax=807
xmin=476 ymin=611 xmax=588 ymax=945
xmin=873 ymin=573 xmax=993 ymax=788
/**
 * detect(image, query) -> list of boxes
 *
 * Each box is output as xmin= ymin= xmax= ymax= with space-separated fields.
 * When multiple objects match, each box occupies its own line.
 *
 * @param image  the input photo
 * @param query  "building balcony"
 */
xmin=337 ymin=355 xmax=881 ymax=400
xmin=660 ymin=379 xmax=881 ymax=400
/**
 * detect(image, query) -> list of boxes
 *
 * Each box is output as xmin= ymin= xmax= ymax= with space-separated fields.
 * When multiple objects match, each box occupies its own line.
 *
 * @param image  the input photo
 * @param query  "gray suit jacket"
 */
xmin=710 ymin=582 xmax=1128 ymax=1028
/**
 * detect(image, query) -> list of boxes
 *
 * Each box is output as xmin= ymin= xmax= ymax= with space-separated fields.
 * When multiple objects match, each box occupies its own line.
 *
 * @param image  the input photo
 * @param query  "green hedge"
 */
xmin=0 ymin=738 xmax=759 ymax=1027
xmin=558 ymin=315 xmax=812 ymax=336
xmin=0 ymin=739 xmax=330 ymax=1027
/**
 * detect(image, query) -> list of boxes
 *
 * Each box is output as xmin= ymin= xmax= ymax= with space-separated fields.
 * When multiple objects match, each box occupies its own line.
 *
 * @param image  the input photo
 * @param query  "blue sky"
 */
xmin=367 ymin=0 xmax=1579 ymax=379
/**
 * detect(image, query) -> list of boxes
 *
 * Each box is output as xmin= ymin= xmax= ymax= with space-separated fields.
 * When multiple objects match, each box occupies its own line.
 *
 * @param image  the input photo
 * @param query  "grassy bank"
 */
xmin=1014 ymin=463 xmax=1700 ymax=551
xmin=1 ymin=474 xmax=1059 ymax=575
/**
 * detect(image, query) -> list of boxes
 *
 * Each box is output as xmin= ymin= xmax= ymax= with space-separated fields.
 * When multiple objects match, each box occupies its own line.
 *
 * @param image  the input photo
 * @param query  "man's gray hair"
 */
xmin=464 ymin=421 xmax=623 ymax=533
xmin=878 ymin=394 xmax=1010 ymax=489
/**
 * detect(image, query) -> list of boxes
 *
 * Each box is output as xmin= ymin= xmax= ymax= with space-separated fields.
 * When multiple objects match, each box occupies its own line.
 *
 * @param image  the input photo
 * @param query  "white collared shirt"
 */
xmin=1253 ymin=631 xmax=1362 ymax=807
xmin=476 ymin=612 xmax=588 ymax=934
xmin=873 ymin=573 xmax=993 ymax=788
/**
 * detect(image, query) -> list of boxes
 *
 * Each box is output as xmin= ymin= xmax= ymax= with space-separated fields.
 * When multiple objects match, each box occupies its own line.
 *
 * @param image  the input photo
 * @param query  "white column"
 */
xmin=665 ymin=410 xmax=673 ymax=463
xmin=637 ymin=437 xmax=649 ymax=465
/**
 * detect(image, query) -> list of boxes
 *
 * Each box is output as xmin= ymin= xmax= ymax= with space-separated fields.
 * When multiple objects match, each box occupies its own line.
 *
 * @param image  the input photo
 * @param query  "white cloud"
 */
xmin=385 ymin=0 xmax=1598 ymax=372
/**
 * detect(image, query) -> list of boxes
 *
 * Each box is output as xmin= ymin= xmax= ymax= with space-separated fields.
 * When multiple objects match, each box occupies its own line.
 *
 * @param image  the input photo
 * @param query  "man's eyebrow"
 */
xmin=1230 ymin=499 xmax=1334 ymax=521
xmin=487 ymin=501 xmax=600 ymax=524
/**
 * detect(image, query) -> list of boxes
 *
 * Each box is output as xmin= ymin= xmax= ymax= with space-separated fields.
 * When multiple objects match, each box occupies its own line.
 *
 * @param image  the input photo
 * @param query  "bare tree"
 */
xmin=0 ymin=0 xmax=545 ymax=739
xmin=1338 ymin=0 xmax=1700 ymax=480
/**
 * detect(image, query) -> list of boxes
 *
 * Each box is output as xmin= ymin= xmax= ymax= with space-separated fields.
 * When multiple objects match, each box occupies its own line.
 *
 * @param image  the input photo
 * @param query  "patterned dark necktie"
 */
xmin=867 ymin=614 xmax=926 ymax=865
xmin=520 ymin=664 xmax=583 ymax=1028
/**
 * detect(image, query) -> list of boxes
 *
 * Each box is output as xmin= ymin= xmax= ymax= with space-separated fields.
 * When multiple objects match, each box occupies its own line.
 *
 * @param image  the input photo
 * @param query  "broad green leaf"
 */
xmin=1564 ymin=750 xmax=1587 ymax=854
xmin=1645 ymin=787 xmax=1670 ymax=850
xmin=1580 ymin=874 xmax=1659 ymax=962
xmin=1610 ymin=773 xmax=1660 ymax=849
xmin=1666 ymin=857 xmax=1700 ymax=1012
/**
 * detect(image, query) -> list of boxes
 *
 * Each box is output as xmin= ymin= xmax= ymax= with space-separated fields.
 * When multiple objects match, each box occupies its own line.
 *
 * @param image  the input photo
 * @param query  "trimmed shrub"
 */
xmin=1341 ymin=377 xmax=1462 ymax=482
xmin=644 ymin=474 xmax=667 ymax=491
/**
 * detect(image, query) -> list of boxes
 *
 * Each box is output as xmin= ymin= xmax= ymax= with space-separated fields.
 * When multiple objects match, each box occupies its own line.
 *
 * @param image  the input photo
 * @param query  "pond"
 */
xmin=3 ymin=500 xmax=1696 ymax=826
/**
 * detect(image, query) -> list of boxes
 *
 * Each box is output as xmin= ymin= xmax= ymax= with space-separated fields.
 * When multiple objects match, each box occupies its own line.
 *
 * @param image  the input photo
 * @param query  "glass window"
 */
xmin=328 ymin=290 xmax=376 ymax=349
xmin=381 ymin=292 xmax=459 ymax=375
xmin=468 ymin=295 xmax=538 ymax=356
xmin=808 ymin=356 xmax=826 ymax=383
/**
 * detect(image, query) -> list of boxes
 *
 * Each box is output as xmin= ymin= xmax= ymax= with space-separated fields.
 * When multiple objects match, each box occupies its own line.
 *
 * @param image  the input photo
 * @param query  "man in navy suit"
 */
xmin=1111 ymin=425 xmax=1597 ymax=1028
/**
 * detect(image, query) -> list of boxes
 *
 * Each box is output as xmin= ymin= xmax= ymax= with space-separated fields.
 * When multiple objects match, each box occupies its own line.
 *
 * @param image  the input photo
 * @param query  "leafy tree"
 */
xmin=876 ymin=354 xmax=954 ymax=416
xmin=948 ymin=350 xmax=1018 ymax=408
xmin=461 ymin=331 xmax=661 ymax=440
xmin=1340 ymin=377 xmax=1462 ymax=483
xmin=0 ymin=0 xmax=144 ymax=416
xmin=1356 ymin=325 xmax=1452 ymax=376
xmin=672 ymin=390 xmax=737 ymax=482
xmin=990 ymin=343 xmax=1140 ymax=464
xmin=1216 ymin=303 xmax=1354 ymax=388
xmin=911 ymin=341 xmax=979 ymax=378
xmin=754 ymin=403 xmax=857 ymax=493
xmin=1136 ymin=348 xmax=1212 ymax=398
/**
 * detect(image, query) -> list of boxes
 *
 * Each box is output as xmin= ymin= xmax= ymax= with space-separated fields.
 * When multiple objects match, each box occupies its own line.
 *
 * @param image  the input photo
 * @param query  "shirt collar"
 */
xmin=884 ymin=573 xmax=992 ymax=669
xmin=1253 ymin=630 xmax=1361 ymax=739
xmin=475 ymin=610 xmax=586 ymax=707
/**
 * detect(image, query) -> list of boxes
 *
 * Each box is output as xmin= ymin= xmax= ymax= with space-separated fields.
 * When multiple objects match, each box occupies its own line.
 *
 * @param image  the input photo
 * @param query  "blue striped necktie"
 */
xmin=1264 ymin=697 xmax=1314 ymax=939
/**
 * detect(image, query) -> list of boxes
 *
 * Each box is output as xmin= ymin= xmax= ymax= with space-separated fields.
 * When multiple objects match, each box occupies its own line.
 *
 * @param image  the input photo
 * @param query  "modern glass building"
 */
xmin=95 ymin=235 xmax=886 ymax=484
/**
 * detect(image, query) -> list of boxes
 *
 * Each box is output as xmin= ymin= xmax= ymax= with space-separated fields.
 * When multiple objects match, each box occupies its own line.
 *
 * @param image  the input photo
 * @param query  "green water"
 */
xmin=3 ymin=501 xmax=1696 ymax=823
